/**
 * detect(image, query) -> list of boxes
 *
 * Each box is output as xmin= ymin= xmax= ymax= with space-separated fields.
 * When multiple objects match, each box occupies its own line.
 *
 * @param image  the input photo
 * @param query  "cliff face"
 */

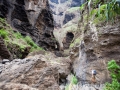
xmin=72 ymin=21 xmax=120 ymax=89
xmin=0 ymin=0 xmax=85 ymax=51
xmin=0 ymin=0 xmax=58 ymax=50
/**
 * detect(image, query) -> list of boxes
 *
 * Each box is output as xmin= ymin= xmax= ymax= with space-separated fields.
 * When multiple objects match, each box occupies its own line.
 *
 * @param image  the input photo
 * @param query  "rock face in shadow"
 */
xmin=63 ymin=32 xmax=74 ymax=49
xmin=0 ymin=0 xmax=58 ymax=50
xmin=0 ymin=36 xmax=11 ymax=60
xmin=72 ymin=22 xmax=120 ymax=90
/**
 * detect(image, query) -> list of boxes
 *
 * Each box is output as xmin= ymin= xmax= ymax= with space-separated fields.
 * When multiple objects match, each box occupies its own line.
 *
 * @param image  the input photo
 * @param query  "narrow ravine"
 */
xmin=0 ymin=0 xmax=120 ymax=90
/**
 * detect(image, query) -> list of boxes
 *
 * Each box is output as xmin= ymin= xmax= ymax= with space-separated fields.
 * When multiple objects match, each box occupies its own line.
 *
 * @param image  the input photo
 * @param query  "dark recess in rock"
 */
xmin=16 ymin=0 xmax=25 ymax=5
xmin=0 ymin=36 xmax=11 ymax=59
xmin=0 ymin=0 xmax=9 ymax=18
xmin=63 ymin=13 xmax=75 ymax=25
xmin=35 ymin=9 xmax=58 ymax=50
xmin=63 ymin=32 xmax=74 ymax=49
xmin=11 ymin=5 xmax=29 ymax=22
xmin=54 ymin=51 xmax=64 ymax=57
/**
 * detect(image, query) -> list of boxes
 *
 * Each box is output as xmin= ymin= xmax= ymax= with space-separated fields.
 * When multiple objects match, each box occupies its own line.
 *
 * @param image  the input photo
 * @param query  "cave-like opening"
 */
xmin=63 ymin=32 xmax=74 ymax=49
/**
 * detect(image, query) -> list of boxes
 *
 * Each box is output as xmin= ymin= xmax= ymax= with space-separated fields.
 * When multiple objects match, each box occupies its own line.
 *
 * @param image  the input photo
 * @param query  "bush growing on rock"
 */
xmin=104 ymin=60 xmax=120 ymax=90
xmin=0 ymin=28 xmax=8 ymax=39
xmin=65 ymin=75 xmax=78 ymax=90
xmin=0 ymin=18 xmax=43 ymax=58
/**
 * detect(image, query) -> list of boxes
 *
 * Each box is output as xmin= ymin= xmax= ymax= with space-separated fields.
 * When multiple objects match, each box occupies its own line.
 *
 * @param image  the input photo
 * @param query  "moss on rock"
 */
xmin=0 ymin=18 xmax=43 ymax=59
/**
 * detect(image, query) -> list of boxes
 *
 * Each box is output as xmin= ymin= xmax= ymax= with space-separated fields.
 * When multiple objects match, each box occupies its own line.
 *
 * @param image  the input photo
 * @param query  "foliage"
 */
xmin=88 ymin=0 xmax=120 ymax=24
xmin=14 ymin=32 xmax=23 ymax=39
xmin=65 ymin=75 xmax=78 ymax=90
xmin=0 ymin=17 xmax=43 ymax=58
xmin=0 ymin=28 xmax=8 ymax=39
xmin=104 ymin=60 xmax=120 ymax=90
xmin=105 ymin=79 xmax=120 ymax=90
xmin=80 ymin=3 xmax=86 ymax=10
xmin=24 ymin=36 xmax=43 ymax=51
xmin=107 ymin=60 xmax=120 ymax=80
xmin=25 ymin=36 xmax=37 ymax=48
xmin=71 ymin=75 xmax=78 ymax=84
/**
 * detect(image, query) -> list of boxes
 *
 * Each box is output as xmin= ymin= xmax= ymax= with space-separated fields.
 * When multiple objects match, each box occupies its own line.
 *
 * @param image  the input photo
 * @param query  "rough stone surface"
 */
xmin=72 ymin=22 xmax=120 ymax=90
xmin=0 ymin=52 xmax=71 ymax=90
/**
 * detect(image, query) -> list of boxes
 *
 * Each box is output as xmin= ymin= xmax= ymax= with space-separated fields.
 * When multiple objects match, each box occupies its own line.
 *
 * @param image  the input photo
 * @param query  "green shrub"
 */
xmin=0 ymin=28 xmax=8 ymax=39
xmin=25 ymin=36 xmax=37 ymax=48
xmin=105 ymin=79 xmax=120 ymax=90
xmin=65 ymin=75 xmax=78 ymax=90
xmin=25 ymin=36 xmax=43 ymax=51
xmin=0 ymin=17 xmax=44 ymax=59
xmin=14 ymin=32 xmax=23 ymax=39
xmin=89 ymin=0 xmax=120 ymax=24
xmin=71 ymin=75 xmax=78 ymax=85
xmin=104 ymin=60 xmax=120 ymax=90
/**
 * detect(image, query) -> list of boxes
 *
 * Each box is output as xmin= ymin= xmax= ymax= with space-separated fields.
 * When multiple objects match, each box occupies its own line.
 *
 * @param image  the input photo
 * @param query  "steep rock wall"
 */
xmin=72 ymin=21 xmax=120 ymax=90
xmin=0 ymin=0 xmax=58 ymax=50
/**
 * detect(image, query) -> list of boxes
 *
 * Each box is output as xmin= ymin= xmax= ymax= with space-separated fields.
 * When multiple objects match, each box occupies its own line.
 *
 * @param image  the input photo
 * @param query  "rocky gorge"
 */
xmin=0 ymin=0 xmax=120 ymax=90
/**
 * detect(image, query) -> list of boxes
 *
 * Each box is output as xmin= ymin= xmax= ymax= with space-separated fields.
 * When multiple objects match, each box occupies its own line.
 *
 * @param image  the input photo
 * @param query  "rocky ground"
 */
xmin=0 ymin=51 xmax=72 ymax=90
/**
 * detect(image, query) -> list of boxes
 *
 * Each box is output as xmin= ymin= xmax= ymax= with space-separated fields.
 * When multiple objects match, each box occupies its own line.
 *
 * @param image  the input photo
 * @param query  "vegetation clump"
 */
xmin=104 ymin=60 xmax=120 ymax=90
xmin=0 ymin=17 xmax=43 ymax=58
xmin=65 ymin=75 xmax=78 ymax=90
xmin=88 ymin=0 xmax=120 ymax=24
